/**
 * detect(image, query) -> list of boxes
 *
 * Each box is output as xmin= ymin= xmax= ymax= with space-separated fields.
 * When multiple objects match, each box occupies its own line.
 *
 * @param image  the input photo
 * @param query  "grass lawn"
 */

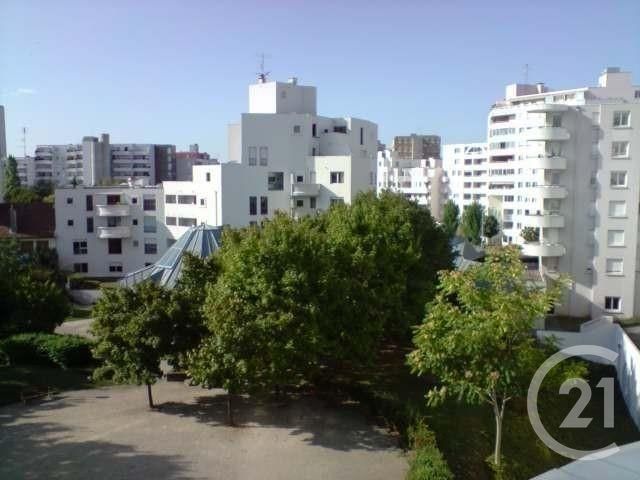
xmin=0 ymin=365 xmax=108 ymax=407
xmin=327 ymin=342 xmax=640 ymax=480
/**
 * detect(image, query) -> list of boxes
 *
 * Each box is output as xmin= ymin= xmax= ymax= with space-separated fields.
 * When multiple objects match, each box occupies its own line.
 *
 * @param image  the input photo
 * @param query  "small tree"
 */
xmin=92 ymin=282 xmax=179 ymax=408
xmin=461 ymin=202 xmax=484 ymax=245
xmin=521 ymin=226 xmax=539 ymax=243
xmin=441 ymin=200 xmax=460 ymax=238
xmin=483 ymin=214 xmax=500 ymax=241
xmin=408 ymin=246 xmax=583 ymax=467
xmin=4 ymin=155 xmax=21 ymax=201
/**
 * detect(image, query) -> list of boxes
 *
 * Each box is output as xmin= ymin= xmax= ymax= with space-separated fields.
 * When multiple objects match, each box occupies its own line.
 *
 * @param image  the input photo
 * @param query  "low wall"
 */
xmin=538 ymin=319 xmax=640 ymax=428
xmin=69 ymin=289 xmax=102 ymax=306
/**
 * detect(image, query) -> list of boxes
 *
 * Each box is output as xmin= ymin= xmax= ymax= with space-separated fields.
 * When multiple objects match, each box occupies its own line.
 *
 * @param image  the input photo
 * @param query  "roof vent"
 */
xmin=604 ymin=67 xmax=621 ymax=73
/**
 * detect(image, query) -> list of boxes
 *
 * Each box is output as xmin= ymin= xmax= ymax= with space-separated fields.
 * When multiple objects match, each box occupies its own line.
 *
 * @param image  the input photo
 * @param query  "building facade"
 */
xmin=483 ymin=67 xmax=640 ymax=318
xmin=163 ymin=76 xmax=378 ymax=237
xmin=175 ymin=144 xmax=217 ymax=181
xmin=54 ymin=185 xmax=168 ymax=277
xmin=25 ymin=135 xmax=176 ymax=187
xmin=442 ymin=142 xmax=489 ymax=212
xmin=393 ymin=134 xmax=441 ymax=160
xmin=376 ymin=149 xmax=447 ymax=219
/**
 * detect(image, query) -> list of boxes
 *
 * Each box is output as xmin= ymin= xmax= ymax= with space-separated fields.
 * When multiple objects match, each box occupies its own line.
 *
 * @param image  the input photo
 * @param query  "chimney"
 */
xmin=536 ymin=82 xmax=545 ymax=93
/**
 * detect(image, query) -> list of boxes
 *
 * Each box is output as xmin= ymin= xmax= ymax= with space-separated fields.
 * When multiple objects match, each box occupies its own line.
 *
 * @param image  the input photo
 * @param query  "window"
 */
xmin=605 ymin=259 xmax=623 ymax=275
xmin=610 ymin=171 xmax=627 ymax=187
xmin=165 ymin=195 xmax=176 ymax=204
xmin=131 ymin=197 xmax=138 ymax=204
xmin=166 ymin=216 xmax=177 ymax=226
xmin=607 ymin=230 xmax=625 ymax=247
xmin=635 ymin=90 xmax=640 ymax=99
xmin=296 ymin=199 xmax=304 ymax=208
xmin=310 ymin=197 xmax=316 ymax=209
xmin=72 ymin=240 xmax=87 ymax=255
xmin=267 ymin=172 xmax=284 ymax=190
xmin=248 ymin=146 xmax=257 ymax=166
xmin=330 ymin=171 xmax=344 ymax=184
xmin=605 ymin=296 xmax=622 ymax=312
xmin=144 ymin=241 xmax=158 ymax=255
xmin=166 ymin=238 xmax=176 ymax=248
xmin=312 ymin=123 xmax=317 ymax=137
xmin=612 ymin=141 xmax=629 ymax=158
xmin=132 ymin=219 xmax=138 ymax=226
xmin=107 ymin=195 xmax=120 ymax=205
xmin=296 ymin=175 xmax=304 ymax=183
xmin=73 ymin=263 xmax=88 ymax=273
xmin=108 ymin=238 xmax=122 ymax=254
xmin=330 ymin=197 xmax=344 ymax=205
xmin=249 ymin=196 xmax=257 ymax=215
xmin=85 ymin=195 xmax=93 ymax=211
xmin=360 ymin=127 xmax=364 ymax=145
xmin=178 ymin=217 xmax=197 ymax=227
xmin=66 ymin=197 xmax=73 ymax=205
xmin=143 ymin=216 xmax=157 ymax=233
xmin=259 ymin=146 xmax=268 ymax=166
xmin=133 ymin=240 xmax=139 ymax=247
xmin=86 ymin=218 xmax=94 ymax=233
xmin=109 ymin=263 xmax=123 ymax=273
xmin=200 ymin=198 xmax=206 ymax=206
xmin=107 ymin=216 xmax=121 ymax=227
xmin=260 ymin=196 xmax=268 ymax=215
xmin=143 ymin=197 xmax=156 ymax=211
xmin=609 ymin=201 xmax=626 ymax=217
xmin=613 ymin=111 xmax=630 ymax=127
xmin=67 ymin=219 xmax=74 ymax=227
xmin=178 ymin=195 xmax=196 ymax=204
xmin=293 ymin=125 xmax=301 ymax=135
xmin=206 ymin=172 xmax=211 ymax=182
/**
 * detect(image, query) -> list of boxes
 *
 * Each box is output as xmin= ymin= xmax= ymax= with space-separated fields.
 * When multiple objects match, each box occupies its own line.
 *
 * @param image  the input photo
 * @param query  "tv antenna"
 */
xmin=257 ymin=52 xmax=270 ymax=83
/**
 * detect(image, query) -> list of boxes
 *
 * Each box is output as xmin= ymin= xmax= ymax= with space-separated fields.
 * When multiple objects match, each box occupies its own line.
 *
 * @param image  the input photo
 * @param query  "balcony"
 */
xmin=97 ymin=226 xmax=131 ymax=239
xmin=526 ymin=104 xmax=569 ymax=114
xmin=524 ymin=126 xmax=570 ymax=142
xmin=522 ymin=213 xmax=565 ymax=228
xmin=521 ymin=242 xmax=565 ymax=257
xmin=291 ymin=183 xmax=320 ymax=197
xmin=96 ymin=204 xmax=131 ymax=216
xmin=530 ymin=185 xmax=568 ymax=199
xmin=527 ymin=155 xmax=567 ymax=170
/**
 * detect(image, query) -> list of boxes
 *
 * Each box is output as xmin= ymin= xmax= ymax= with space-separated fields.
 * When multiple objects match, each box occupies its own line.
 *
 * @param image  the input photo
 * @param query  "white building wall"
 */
xmin=55 ymin=186 xmax=168 ymax=277
xmin=442 ymin=142 xmax=489 ymax=213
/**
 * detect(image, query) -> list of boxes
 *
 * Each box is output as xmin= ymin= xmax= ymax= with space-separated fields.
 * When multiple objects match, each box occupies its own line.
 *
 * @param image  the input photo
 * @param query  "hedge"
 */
xmin=0 ymin=333 xmax=95 ymax=368
xmin=407 ymin=420 xmax=454 ymax=480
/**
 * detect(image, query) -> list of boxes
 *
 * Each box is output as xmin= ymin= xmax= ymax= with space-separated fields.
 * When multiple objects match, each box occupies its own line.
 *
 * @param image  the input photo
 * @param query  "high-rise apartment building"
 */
xmin=376 ymin=149 xmax=447 ymax=219
xmin=483 ymin=67 xmax=640 ymax=318
xmin=25 ymin=135 xmax=176 ymax=187
xmin=393 ymin=134 xmax=441 ymax=160
xmin=163 ymin=76 xmax=377 ymax=237
xmin=442 ymin=143 xmax=489 ymax=212
xmin=175 ymin=144 xmax=217 ymax=181
xmin=0 ymin=106 xmax=6 ymax=161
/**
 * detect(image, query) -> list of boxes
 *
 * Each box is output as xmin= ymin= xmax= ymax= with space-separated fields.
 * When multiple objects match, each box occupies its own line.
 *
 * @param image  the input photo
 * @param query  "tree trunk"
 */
xmin=493 ymin=401 xmax=505 ymax=466
xmin=146 ymin=383 xmax=154 ymax=410
xmin=227 ymin=392 xmax=235 ymax=426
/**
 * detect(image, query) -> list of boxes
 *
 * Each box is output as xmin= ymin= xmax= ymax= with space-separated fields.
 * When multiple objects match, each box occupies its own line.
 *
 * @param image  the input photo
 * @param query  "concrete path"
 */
xmin=0 ymin=381 xmax=408 ymax=479
xmin=54 ymin=319 xmax=94 ymax=338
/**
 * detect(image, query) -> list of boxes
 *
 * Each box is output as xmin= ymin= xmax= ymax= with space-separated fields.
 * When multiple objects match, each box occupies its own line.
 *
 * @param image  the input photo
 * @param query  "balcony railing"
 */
xmin=291 ymin=183 xmax=320 ymax=197
xmin=97 ymin=226 xmax=131 ymax=239
xmin=96 ymin=204 xmax=131 ymax=216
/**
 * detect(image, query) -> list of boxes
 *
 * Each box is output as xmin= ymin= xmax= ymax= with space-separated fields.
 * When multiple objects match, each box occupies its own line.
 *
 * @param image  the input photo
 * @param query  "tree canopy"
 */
xmin=3 ymin=155 xmax=20 ymax=201
xmin=408 ymin=246 xmax=583 ymax=467
xmin=441 ymin=200 xmax=460 ymax=238
xmin=461 ymin=202 xmax=484 ymax=245
xmin=483 ymin=214 xmax=500 ymax=240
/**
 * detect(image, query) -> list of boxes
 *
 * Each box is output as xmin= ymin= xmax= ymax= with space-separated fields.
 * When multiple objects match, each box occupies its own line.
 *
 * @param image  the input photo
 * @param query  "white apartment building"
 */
xmin=16 ymin=156 xmax=35 ymax=186
xmin=482 ymin=67 xmax=640 ymax=318
xmin=26 ymin=135 xmax=176 ymax=187
xmin=163 ymin=76 xmax=378 ymax=237
xmin=54 ymin=184 xmax=169 ymax=277
xmin=376 ymin=149 xmax=447 ymax=219
xmin=442 ymin=143 xmax=489 ymax=212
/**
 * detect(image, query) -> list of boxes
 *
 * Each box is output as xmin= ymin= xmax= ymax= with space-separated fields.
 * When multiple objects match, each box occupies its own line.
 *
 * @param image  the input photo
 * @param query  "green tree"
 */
xmin=521 ymin=226 xmax=539 ymax=243
xmin=7 ymin=187 xmax=39 ymax=204
xmin=0 ymin=240 xmax=69 ymax=336
xmin=4 ymin=155 xmax=21 ymax=201
xmin=461 ymin=202 xmax=484 ymax=245
xmin=441 ymin=200 xmax=460 ymax=238
xmin=408 ymin=246 xmax=583 ymax=467
xmin=92 ymin=282 xmax=180 ymax=408
xmin=483 ymin=214 xmax=500 ymax=241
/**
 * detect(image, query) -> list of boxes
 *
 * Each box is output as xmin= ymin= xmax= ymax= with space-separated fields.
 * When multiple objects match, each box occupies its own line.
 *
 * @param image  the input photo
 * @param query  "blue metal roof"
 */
xmin=120 ymin=224 xmax=222 ymax=289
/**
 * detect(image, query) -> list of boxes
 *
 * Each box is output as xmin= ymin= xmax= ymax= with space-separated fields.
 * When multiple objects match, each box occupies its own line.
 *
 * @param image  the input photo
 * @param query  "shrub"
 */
xmin=407 ymin=420 xmax=453 ymax=480
xmin=68 ymin=274 xmax=102 ymax=290
xmin=0 ymin=333 xmax=95 ymax=368
xmin=520 ymin=226 xmax=539 ymax=243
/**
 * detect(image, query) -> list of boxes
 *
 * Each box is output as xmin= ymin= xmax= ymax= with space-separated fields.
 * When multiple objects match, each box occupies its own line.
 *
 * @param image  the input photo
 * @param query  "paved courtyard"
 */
xmin=0 ymin=381 xmax=408 ymax=479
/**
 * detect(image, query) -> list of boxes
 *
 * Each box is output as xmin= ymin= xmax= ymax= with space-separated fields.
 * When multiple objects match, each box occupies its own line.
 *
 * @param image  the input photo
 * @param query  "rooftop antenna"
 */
xmin=21 ymin=127 xmax=27 ymax=158
xmin=257 ymin=52 xmax=270 ymax=83
xmin=524 ymin=64 xmax=529 ymax=84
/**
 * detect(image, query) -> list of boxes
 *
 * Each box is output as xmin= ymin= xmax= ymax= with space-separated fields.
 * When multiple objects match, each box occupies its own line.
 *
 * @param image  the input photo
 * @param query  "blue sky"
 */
xmin=2 ymin=0 xmax=639 ymax=159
